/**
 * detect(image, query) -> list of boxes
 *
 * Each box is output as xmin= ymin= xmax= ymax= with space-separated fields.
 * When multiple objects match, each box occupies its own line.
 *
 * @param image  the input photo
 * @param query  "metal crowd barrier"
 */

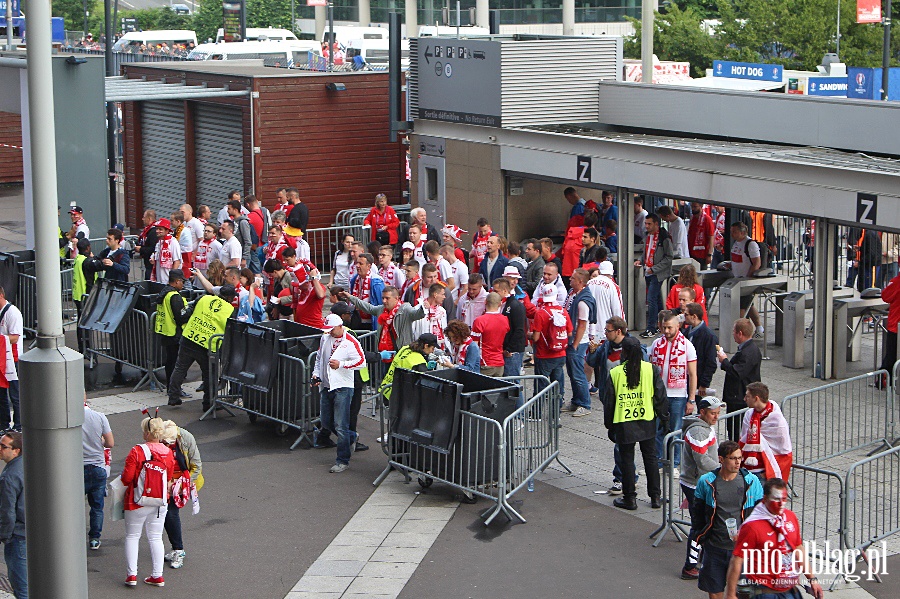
xmin=651 ymin=406 xmax=749 ymax=547
xmin=84 ymin=307 xmax=161 ymax=392
xmin=19 ymin=267 xmax=77 ymax=335
xmin=334 ymin=204 xmax=412 ymax=228
xmin=303 ymin=225 xmax=370 ymax=275
xmin=374 ymin=375 xmax=568 ymax=525
xmin=843 ymin=444 xmax=900 ymax=555
xmin=201 ymin=332 xmax=323 ymax=450
xmin=781 ymin=370 xmax=893 ymax=466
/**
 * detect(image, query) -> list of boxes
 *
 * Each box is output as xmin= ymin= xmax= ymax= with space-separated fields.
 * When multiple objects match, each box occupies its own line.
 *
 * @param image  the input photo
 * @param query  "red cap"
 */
xmin=154 ymin=218 xmax=172 ymax=231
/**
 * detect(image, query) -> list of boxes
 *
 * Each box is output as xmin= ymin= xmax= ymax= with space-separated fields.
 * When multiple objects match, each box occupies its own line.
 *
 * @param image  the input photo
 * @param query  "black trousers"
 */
xmin=726 ymin=402 xmax=744 ymax=441
xmin=880 ymin=330 xmax=897 ymax=383
xmin=682 ymin=483 xmax=704 ymax=569
xmin=619 ymin=438 xmax=660 ymax=501
xmin=167 ymin=340 xmax=210 ymax=407
xmin=162 ymin=342 xmax=179 ymax=388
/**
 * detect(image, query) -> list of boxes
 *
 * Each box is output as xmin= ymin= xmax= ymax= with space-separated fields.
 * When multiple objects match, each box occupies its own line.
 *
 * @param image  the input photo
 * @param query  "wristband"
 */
xmin=687 ymin=400 xmax=696 ymax=404
xmin=311 ymin=275 xmax=322 ymax=280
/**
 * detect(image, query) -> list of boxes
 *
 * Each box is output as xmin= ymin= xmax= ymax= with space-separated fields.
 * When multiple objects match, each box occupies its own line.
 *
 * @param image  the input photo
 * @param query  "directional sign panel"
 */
xmin=416 ymin=38 xmax=502 ymax=127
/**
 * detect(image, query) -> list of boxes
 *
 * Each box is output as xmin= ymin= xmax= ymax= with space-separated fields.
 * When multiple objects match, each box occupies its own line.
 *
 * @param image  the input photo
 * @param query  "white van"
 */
xmin=112 ymin=30 xmax=198 ymax=53
xmin=416 ymin=25 xmax=491 ymax=37
xmin=344 ymin=38 xmax=409 ymax=68
xmin=187 ymin=40 xmax=320 ymax=65
xmin=321 ymin=25 xmax=388 ymax=47
xmin=215 ymin=27 xmax=299 ymax=43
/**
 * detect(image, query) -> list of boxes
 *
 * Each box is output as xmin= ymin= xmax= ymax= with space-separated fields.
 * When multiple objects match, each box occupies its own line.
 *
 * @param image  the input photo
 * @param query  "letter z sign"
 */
xmin=857 ymin=193 xmax=877 ymax=226
xmin=576 ymin=156 xmax=592 ymax=182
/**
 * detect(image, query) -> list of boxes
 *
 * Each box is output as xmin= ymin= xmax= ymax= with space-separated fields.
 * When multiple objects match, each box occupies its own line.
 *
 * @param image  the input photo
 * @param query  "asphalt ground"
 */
xmin=85 ymin=402 xmax=386 ymax=598
xmin=400 ymin=480 xmax=686 ymax=599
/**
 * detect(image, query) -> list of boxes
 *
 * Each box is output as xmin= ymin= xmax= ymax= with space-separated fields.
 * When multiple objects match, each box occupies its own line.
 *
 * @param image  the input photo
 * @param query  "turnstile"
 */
xmin=719 ymin=275 xmax=789 ymax=353
xmin=832 ymin=296 xmax=888 ymax=379
xmin=781 ymin=287 xmax=857 ymax=369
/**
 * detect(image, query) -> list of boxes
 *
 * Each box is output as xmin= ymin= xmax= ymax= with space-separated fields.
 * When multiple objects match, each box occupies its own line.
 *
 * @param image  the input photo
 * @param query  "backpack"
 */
xmin=540 ymin=306 xmax=569 ymax=352
xmin=132 ymin=444 xmax=168 ymax=508
xmin=742 ymin=238 xmax=769 ymax=273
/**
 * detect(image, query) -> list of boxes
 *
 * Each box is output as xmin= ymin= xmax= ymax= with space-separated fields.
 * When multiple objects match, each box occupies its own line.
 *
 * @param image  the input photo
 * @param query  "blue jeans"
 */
xmin=4 ymin=536 xmax=26 ymax=599
xmin=657 ymin=395 xmax=687 ymax=467
xmin=83 ymin=465 xmax=107 ymax=539
xmin=645 ymin=275 xmax=663 ymax=332
xmin=534 ymin=356 xmax=566 ymax=404
xmin=0 ymin=379 xmax=20 ymax=430
xmin=565 ymin=342 xmax=590 ymax=409
xmin=503 ymin=351 xmax=523 ymax=378
xmin=320 ymin=387 xmax=356 ymax=465
xmin=612 ymin=443 xmax=638 ymax=483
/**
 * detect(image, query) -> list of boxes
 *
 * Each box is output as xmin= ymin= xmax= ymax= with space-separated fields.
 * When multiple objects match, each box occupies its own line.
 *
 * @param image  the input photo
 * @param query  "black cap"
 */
xmin=417 ymin=333 xmax=439 ymax=347
xmin=68 ymin=206 xmax=84 ymax=214
xmin=168 ymin=270 xmax=185 ymax=283
xmin=330 ymin=301 xmax=355 ymax=316
xmin=218 ymin=284 xmax=236 ymax=301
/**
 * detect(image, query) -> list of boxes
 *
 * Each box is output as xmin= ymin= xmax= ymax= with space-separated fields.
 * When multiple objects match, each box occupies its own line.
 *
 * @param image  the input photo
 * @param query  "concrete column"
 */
xmin=562 ymin=0 xmax=575 ymax=36
xmin=359 ymin=0 xmax=371 ymax=26
xmin=617 ymin=188 xmax=637 ymax=327
xmin=315 ymin=5 xmax=327 ymax=41
xmin=476 ymin=0 xmax=489 ymax=28
xmin=406 ymin=0 xmax=418 ymax=36
xmin=813 ymin=218 xmax=836 ymax=379
xmin=641 ymin=0 xmax=654 ymax=83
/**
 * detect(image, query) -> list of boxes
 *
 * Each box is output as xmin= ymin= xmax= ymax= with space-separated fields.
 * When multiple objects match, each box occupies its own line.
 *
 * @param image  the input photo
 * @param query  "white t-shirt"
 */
xmin=587 ymin=276 xmax=624 ymax=339
xmin=185 ymin=217 xmax=204 ymax=252
xmin=668 ymin=218 xmax=689 ymax=259
xmin=448 ymin=259 xmax=469 ymax=301
xmin=435 ymin=258 xmax=453 ymax=284
xmin=532 ymin=276 xmax=567 ymax=305
xmin=0 ymin=303 xmax=24 ymax=363
xmin=730 ymin=238 xmax=760 ymax=278
xmin=295 ymin=238 xmax=311 ymax=262
xmin=177 ymin=227 xmax=193 ymax=254
xmin=653 ymin=336 xmax=697 ymax=397
xmin=218 ymin=205 xmax=248 ymax=226
xmin=221 ymin=236 xmax=243 ymax=266
xmin=82 ymin=407 xmax=112 ymax=468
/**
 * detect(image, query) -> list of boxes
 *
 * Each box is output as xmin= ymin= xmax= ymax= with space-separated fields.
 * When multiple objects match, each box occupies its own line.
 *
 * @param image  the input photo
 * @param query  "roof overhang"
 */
xmin=104 ymin=76 xmax=250 ymax=102
xmin=671 ymin=77 xmax=786 ymax=92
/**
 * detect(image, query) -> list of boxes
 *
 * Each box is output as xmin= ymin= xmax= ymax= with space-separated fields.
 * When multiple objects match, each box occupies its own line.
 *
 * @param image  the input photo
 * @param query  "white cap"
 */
xmin=323 ymin=313 xmax=344 ymax=332
xmin=598 ymin=261 xmax=615 ymax=276
xmin=401 ymin=241 xmax=416 ymax=251
xmin=541 ymin=285 xmax=558 ymax=303
xmin=502 ymin=265 xmax=521 ymax=279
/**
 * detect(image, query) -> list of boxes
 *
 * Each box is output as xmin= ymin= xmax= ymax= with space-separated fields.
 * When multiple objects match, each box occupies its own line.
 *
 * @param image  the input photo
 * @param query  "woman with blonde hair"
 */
xmin=205 ymin=259 xmax=226 ymax=286
xmin=120 ymin=417 xmax=176 ymax=587
xmin=160 ymin=420 xmax=204 ymax=570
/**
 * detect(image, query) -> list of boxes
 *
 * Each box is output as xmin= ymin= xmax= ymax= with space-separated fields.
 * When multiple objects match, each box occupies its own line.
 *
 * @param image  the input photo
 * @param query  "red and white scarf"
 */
xmin=740 ymin=401 xmax=793 ymax=481
xmin=194 ymin=239 xmax=214 ymax=270
xmin=377 ymin=303 xmax=401 ymax=357
xmin=354 ymin=273 xmax=373 ymax=303
xmin=650 ymin=332 xmax=689 ymax=390
xmin=455 ymin=336 xmax=474 ymax=366
xmin=380 ymin=263 xmax=402 ymax=287
xmin=265 ymin=239 xmax=288 ymax=263
xmin=471 ymin=230 xmax=492 ymax=268
xmin=644 ymin=232 xmax=659 ymax=268
xmin=424 ymin=300 xmax=446 ymax=343
xmin=231 ymin=282 xmax=244 ymax=309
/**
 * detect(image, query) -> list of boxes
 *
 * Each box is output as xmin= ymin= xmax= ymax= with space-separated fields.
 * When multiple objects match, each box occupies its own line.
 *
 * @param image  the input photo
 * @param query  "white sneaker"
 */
xmin=560 ymin=401 xmax=576 ymax=413
xmin=755 ymin=326 xmax=765 ymax=338
xmin=330 ymin=463 xmax=349 ymax=473
xmin=572 ymin=407 xmax=591 ymax=417
xmin=608 ymin=481 xmax=623 ymax=495
xmin=673 ymin=467 xmax=681 ymax=479
xmin=164 ymin=550 xmax=176 ymax=562
xmin=170 ymin=550 xmax=185 ymax=569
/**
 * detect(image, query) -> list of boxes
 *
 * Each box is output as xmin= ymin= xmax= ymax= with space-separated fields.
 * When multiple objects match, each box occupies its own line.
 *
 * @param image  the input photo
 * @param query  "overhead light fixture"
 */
xmin=325 ymin=82 xmax=346 ymax=92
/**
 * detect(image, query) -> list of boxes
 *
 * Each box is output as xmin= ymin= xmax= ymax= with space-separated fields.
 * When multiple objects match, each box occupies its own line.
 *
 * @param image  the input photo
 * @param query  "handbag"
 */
xmin=108 ymin=475 xmax=126 ymax=521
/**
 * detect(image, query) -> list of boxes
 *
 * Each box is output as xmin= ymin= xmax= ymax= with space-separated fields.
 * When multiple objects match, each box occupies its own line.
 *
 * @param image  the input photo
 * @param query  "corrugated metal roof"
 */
xmin=105 ymin=76 xmax=250 ymax=102
xmin=516 ymin=125 xmax=900 ymax=176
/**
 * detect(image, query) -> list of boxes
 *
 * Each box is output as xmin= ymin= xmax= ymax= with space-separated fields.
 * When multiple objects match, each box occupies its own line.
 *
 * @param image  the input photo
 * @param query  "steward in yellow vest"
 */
xmin=379 ymin=333 xmax=439 ymax=401
xmin=602 ymin=336 xmax=668 ymax=510
xmin=154 ymin=270 xmax=190 ymax=393
xmin=167 ymin=285 xmax=236 ymax=411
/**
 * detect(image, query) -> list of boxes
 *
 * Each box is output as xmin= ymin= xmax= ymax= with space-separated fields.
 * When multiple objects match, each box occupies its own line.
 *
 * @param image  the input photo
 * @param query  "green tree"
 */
xmin=624 ymin=5 xmax=722 ymax=77
xmin=52 ymin=0 xmax=97 ymax=32
xmin=193 ymin=0 xmax=224 ymax=43
xmin=246 ymin=0 xmax=293 ymax=30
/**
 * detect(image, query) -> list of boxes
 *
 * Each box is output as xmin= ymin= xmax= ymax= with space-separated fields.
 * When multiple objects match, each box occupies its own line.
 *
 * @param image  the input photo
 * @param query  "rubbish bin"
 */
xmin=391 ymin=368 xmax=520 ymax=485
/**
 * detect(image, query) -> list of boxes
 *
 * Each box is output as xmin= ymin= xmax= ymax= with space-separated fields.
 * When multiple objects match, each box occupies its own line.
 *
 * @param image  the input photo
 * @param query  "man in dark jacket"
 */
xmin=684 ymin=302 xmax=718 ymax=398
xmin=156 ymin=270 xmax=190 ymax=404
xmin=716 ymin=318 xmax=761 ymax=441
xmin=478 ymin=235 xmax=509 ymax=285
xmin=136 ymin=209 xmax=159 ymax=280
xmin=227 ymin=200 xmax=253 ymax=269
xmin=97 ymin=228 xmax=131 ymax=282
xmin=522 ymin=239 xmax=545 ymax=297
xmin=493 ymin=277 xmax=527 ymax=378
xmin=564 ymin=268 xmax=597 ymax=416
xmin=0 ymin=430 xmax=26 ymax=599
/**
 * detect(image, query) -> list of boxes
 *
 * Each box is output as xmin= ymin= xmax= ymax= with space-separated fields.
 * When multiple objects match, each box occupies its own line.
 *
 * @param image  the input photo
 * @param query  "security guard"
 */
xmin=603 ymin=336 xmax=668 ymax=511
xmin=378 ymin=333 xmax=437 ymax=402
xmin=73 ymin=238 xmax=101 ymax=354
xmin=167 ymin=284 xmax=236 ymax=411
xmin=156 ymin=270 xmax=190 ymax=402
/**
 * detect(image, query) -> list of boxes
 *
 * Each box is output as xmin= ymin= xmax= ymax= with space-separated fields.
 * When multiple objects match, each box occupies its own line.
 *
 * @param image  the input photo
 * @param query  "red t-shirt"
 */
xmin=247 ymin=210 xmax=265 ymax=245
xmin=732 ymin=511 xmax=803 ymax=592
xmin=471 ymin=312 xmax=509 ymax=367
xmin=530 ymin=305 xmax=572 ymax=359
xmin=292 ymin=280 xmax=325 ymax=329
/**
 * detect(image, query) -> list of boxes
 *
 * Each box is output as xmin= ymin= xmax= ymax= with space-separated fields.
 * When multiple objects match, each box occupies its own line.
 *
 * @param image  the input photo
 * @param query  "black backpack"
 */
xmin=742 ymin=238 xmax=769 ymax=273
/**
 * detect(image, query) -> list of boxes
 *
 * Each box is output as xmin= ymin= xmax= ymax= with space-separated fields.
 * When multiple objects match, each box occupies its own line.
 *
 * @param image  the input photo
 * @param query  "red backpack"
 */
xmin=540 ymin=306 xmax=569 ymax=352
xmin=133 ymin=444 xmax=168 ymax=508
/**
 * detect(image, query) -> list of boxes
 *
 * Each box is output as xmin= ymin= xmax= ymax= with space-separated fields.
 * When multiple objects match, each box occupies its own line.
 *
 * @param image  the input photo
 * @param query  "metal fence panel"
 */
xmin=304 ymin=225 xmax=369 ymax=276
xmin=844 ymin=445 xmax=900 ymax=552
xmin=782 ymin=371 xmax=893 ymax=466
